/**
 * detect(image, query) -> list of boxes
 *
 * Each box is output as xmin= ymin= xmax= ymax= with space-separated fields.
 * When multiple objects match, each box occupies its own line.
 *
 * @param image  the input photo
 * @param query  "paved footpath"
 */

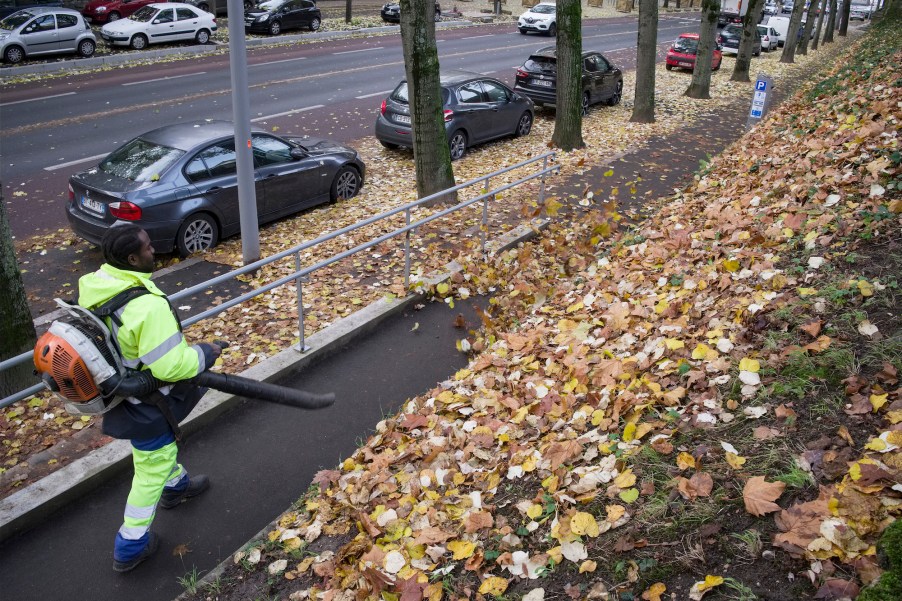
xmin=0 ymin=81 xmax=798 ymax=600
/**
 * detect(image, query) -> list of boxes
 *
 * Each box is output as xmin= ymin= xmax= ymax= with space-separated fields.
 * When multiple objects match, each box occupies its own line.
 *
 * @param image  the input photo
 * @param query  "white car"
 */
xmin=757 ymin=25 xmax=779 ymax=51
xmin=763 ymin=1 xmax=778 ymax=15
xmin=100 ymin=2 xmax=216 ymax=50
xmin=518 ymin=2 xmax=556 ymax=37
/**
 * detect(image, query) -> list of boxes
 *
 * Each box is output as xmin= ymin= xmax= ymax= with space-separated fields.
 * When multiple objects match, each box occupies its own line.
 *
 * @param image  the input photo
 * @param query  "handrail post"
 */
xmin=538 ymin=155 xmax=549 ymax=209
xmin=481 ymin=176 xmax=490 ymax=253
xmin=404 ymin=207 xmax=411 ymax=291
xmin=295 ymin=253 xmax=308 ymax=352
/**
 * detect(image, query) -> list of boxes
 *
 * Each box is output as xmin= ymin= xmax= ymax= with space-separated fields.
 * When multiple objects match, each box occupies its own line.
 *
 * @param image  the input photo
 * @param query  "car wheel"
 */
xmin=195 ymin=29 xmax=210 ymax=44
xmin=130 ymin=33 xmax=148 ymax=50
xmin=665 ymin=63 xmax=673 ymax=71
xmin=269 ymin=20 xmax=281 ymax=35
xmin=449 ymin=130 xmax=467 ymax=161
xmin=519 ymin=28 xmax=527 ymax=34
xmin=379 ymin=140 xmax=400 ymax=150
xmin=177 ymin=213 xmax=219 ymax=256
xmin=547 ymin=23 xmax=556 ymax=37
xmin=581 ymin=91 xmax=590 ymax=116
xmin=515 ymin=111 xmax=532 ymax=137
xmin=109 ymin=11 xmax=121 ymax=21
xmin=434 ymin=10 xmax=441 ymax=22
xmin=3 ymin=45 xmax=25 ymax=64
xmin=754 ymin=46 xmax=761 ymax=56
xmin=330 ymin=166 xmax=361 ymax=203
xmin=77 ymin=39 xmax=96 ymax=58
xmin=607 ymin=80 xmax=623 ymax=106
xmin=310 ymin=17 xmax=321 ymax=31
xmin=244 ymin=0 xmax=254 ymax=9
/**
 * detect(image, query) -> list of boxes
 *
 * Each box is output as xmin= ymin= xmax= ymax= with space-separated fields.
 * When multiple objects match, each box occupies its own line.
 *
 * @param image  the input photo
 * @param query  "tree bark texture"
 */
xmin=838 ymin=0 xmax=852 ymax=34
xmin=823 ymin=0 xmax=837 ymax=43
xmin=399 ymin=0 xmax=456 ymax=205
xmin=685 ymin=0 xmax=719 ymax=99
xmin=797 ymin=0 xmax=817 ymax=54
xmin=731 ymin=0 xmax=765 ymax=82
xmin=551 ymin=0 xmax=585 ymax=151
xmin=0 ymin=187 xmax=37 ymax=398
xmin=630 ymin=0 xmax=658 ymax=123
xmin=811 ymin=0 xmax=827 ymax=50
xmin=779 ymin=0 xmax=806 ymax=62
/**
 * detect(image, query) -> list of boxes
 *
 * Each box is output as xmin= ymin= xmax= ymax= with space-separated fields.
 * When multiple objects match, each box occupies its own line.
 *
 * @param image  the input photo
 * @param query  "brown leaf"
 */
xmin=463 ymin=510 xmax=494 ymax=533
xmin=400 ymin=413 xmax=429 ymax=430
xmin=753 ymin=426 xmax=781 ymax=440
xmin=775 ymin=404 xmax=797 ymax=421
xmin=743 ymin=476 xmax=786 ymax=516
xmin=676 ymin=472 xmax=713 ymax=500
xmin=413 ymin=526 xmax=454 ymax=546
xmin=397 ymin=574 xmax=426 ymax=601
xmin=312 ymin=469 xmax=341 ymax=488
xmin=799 ymin=319 xmax=823 ymax=338
xmin=773 ymin=494 xmax=831 ymax=556
xmin=453 ymin=313 xmax=466 ymax=329
xmin=814 ymin=578 xmax=860 ymax=600
xmin=172 ymin=543 xmax=191 ymax=557
xmin=545 ymin=439 xmax=584 ymax=471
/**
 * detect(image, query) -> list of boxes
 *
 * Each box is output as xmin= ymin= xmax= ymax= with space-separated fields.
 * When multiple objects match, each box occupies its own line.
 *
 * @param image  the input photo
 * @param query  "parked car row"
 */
xmin=0 ymin=7 xmax=96 ymax=64
xmin=380 ymin=2 xmax=441 ymax=24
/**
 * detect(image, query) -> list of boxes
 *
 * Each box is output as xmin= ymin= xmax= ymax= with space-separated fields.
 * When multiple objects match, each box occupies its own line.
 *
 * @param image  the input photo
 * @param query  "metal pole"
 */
xmin=538 ymin=155 xmax=549 ymax=209
xmin=403 ymin=208 xmax=411 ymax=290
xmin=481 ymin=176 xmax=490 ymax=253
xmin=295 ymin=253 xmax=307 ymax=352
xmin=228 ymin=0 xmax=260 ymax=265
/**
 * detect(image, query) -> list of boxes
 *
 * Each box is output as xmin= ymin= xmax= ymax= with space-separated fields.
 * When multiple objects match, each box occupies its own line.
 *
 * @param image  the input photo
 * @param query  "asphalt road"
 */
xmin=0 ymin=14 xmax=702 ymax=242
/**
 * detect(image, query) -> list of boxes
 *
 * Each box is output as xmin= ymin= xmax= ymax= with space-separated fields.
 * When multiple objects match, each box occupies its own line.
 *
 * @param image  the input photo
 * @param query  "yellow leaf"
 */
xmin=606 ymin=504 xmax=626 ymax=522
xmin=614 ymin=469 xmax=636 ymax=489
xmin=865 ymin=438 xmax=887 ymax=452
xmin=604 ymin=169 xmax=614 ymax=177
xmin=478 ymin=576 xmax=509 ymax=596
xmin=699 ymin=575 xmax=724 ymax=591
xmin=570 ymin=512 xmax=600 ymax=537
xmin=870 ymin=393 xmax=888 ymax=412
xmin=886 ymin=410 xmax=902 ymax=424
xmin=548 ymin=546 xmax=563 ymax=564
xmin=857 ymin=280 xmax=875 ymax=297
xmin=436 ymin=282 xmax=450 ymax=295
xmin=527 ymin=504 xmax=543 ymax=519
xmin=642 ymin=582 xmax=667 ymax=601
xmin=447 ymin=540 xmax=476 ymax=560
xmin=542 ymin=474 xmax=559 ymax=492
xmin=722 ymin=259 xmax=740 ymax=272
xmin=623 ymin=422 xmax=637 ymax=442
xmin=692 ymin=343 xmax=715 ymax=360
xmin=545 ymin=197 xmax=563 ymax=217
xmin=677 ymin=452 xmax=696 ymax=470
xmin=849 ymin=462 xmax=861 ymax=481
xmin=665 ymin=338 xmax=685 ymax=350
xmin=579 ymin=560 xmax=597 ymax=573
xmin=634 ymin=423 xmax=654 ymax=441
xmin=738 ymin=358 xmax=760 ymax=373
xmin=798 ymin=287 xmax=819 ymax=296
xmin=725 ymin=452 xmax=746 ymax=469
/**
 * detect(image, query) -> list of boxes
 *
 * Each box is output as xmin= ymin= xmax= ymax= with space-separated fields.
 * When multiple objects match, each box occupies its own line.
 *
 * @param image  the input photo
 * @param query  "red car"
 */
xmin=665 ymin=33 xmax=723 ymax=72
xmin=82 ymin=0 xmax=162 ymax=24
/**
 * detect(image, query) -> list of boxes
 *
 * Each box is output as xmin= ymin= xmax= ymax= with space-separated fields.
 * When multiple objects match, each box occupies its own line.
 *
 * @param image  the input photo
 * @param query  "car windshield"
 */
xmin=524 ymin=56 xmax=556 ymax=73
xmin=130 ymin=6 xmax=158 ymax=22
xmin=724 ymin=25 xmax=742 ymax=36
xmin=757 ymin=26 xmax=767 ymax=35
xmin=530 ymin=5 xmax=555 ymax=14
xmin=99 ymin=138 xmax=185 ymax=182
xmin=673 ymin=37 xmax=698 ymax=54
xmin=390 ymin=83 xmax=449 ymax=105
xmin=257 ymin=0 xmax=284 ymax=10
xmin=0 ymin=10 xmax=35 ymax=30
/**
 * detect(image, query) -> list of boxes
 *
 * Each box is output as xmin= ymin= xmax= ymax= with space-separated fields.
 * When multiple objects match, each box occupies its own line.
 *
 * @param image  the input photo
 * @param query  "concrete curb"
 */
xmin=0 ymin=217 xmax=547 ymax=544
xmin=0 ymin=20 xmax=474 ymax=80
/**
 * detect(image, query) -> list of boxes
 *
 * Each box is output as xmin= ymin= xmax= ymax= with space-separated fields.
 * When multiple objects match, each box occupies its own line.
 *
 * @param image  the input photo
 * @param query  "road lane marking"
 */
xmin=250 ymin=104 xmax=324 ymax=122
xmin=334 ymin=47 xmax=383 ymax=55
xmin=355 ymin=89 xmax=394 ymax=99
xmin=461 ymin=34 xmax=495 ymax=39
xmin=122 ymin=72 xmax=206 ymax=86
xmin=0 ymin=92 xmax=75 ymax=107
xmin=45 ymin=152 xmax=108 ymax=171
xmin=251 ymin=57 xmax=308 ymax=67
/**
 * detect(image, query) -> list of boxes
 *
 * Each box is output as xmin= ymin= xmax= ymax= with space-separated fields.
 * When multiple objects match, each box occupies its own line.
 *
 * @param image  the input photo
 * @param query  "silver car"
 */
xmin=0 ymin=7 xmax=96 ymax=63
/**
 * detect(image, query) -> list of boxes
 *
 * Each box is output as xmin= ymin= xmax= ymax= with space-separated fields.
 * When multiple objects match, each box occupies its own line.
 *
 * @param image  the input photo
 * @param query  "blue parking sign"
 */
xmin=755 ymin=80 xmax=768 ymax=91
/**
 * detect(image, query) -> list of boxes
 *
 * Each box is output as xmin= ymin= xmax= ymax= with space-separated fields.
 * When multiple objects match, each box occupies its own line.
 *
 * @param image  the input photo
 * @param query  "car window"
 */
xmin=724 ymin=25 xmax=742 ymax=36
xmin=673 ymin=36 xmax=698 ymax=54
xmin=176 ymin=8 xmax=197 ymax=20
xmin=481 ymin=80 xmax=509 ymax=103
xmin=531 ymin=4 xmax=555 ymax=14
xmin=524 ymin=56 xmax=555 ymax=72
xmin=131 ymin=6 xmax=157 ymax=21
xmin=757 ymin=26 xmax=767 ymax=35
xmin=252 ymin=135 xmax=294 ymax=167
xmin=186 ymin=141 xmax=237 ymax=182
xmin=26 ymin=14 xmax=55 ymax=32
xmin=300 ymin=0 xmax=314 ymax=7
xmin=390 ymin=82 xmax=409 ymax=103
xmin=155 ymin=8 xmax=174 ymax=23
xmin=584 ymin=56 xmax=597 ymax=72
xmin=457 ymin=82 xmax=484 ymax=104
xmin=100 ymin=139 xmax=185 ymax=183
xmin=595 ymin=55 xmax=612 ymax=71
xmin=1 ymin=10 xmax=34 ymax=30
xmin=56 ymin=13 xmax=77 ymax=28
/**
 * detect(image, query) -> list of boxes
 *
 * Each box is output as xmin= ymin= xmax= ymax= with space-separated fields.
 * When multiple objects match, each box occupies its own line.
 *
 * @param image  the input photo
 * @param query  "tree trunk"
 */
xmin=551 ymin=0 xmax=585 ymax=151
xmin=685 ymin=0 xmax=719 ymax=99
xmin=823 ymin=0 xmax=837 ymax=43
xmin=838 ymin=0 xmax=852 ymax=34
xmin=811 ymin=0 xmax=827 ymax=50
xmin=0 ymin=185 xmax=37 ymax=399
xmin=731 ymin=0 xmax=765 ymax=82
xmin=630 ymin=0 xmax=658 ymax=122
xmin=399 ymin=0 xmax=456 ymax=205
xmin=779 ymin=0 xmax=806 ymax=62
xmin=797 ymin=0 xmax=817 ymax=54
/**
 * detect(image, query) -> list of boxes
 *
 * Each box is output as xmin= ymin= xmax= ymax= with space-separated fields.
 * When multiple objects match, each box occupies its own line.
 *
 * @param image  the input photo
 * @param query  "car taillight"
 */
xmin=516 ymin=68 xmax=529 ymax=79
xmin=109 ymin=201 xmax=142 ymax=220
xmin=443 ymin=109 xmax=453 ymax=122
xmin=381 ymin=99 xmax=387 ymax=115
xmin=68 ymin=183 xmax=74 ymax=202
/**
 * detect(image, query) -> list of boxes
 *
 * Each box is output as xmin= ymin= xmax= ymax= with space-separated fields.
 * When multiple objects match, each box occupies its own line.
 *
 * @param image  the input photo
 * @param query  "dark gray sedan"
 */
xmin=374 ymin=70 xmax=534 ymax=160
xmin=67 ymin=120 xmax=365 ymax=256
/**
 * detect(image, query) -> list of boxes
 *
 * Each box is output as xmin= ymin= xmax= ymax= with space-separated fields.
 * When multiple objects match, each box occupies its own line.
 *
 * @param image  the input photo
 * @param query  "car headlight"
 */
xmin=0 ymin=32 xmax=8 ymax=40
xmin=96 ymin=6 xmax=107 ymax=12
xmin=256 ymin=14 xmax=270 ymax=21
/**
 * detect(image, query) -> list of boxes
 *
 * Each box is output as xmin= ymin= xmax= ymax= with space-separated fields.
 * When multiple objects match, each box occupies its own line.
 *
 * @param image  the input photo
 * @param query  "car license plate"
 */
xmin=81 ymin=196 xmax=104 ymax=215
xmin=679 ymin=62 xmax=693 ymax=67
xmin=394 ymin=114 xmax=411 ymax=124
xmin=533 ymin=79 xmax=553 ymax=87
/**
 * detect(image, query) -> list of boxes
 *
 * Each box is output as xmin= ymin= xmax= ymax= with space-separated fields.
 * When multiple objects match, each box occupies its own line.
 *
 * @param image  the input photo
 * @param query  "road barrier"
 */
xmin=0 ymin=153 xmax=559 ymax=409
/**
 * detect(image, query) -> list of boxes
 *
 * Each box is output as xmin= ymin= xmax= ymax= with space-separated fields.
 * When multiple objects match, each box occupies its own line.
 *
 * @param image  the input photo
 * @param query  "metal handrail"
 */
xmin=0 ymin=153 xmax=558 ymax=408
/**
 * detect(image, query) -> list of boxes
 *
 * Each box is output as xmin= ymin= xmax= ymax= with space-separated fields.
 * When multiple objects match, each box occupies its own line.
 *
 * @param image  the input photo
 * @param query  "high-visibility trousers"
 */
xmin=113 ymin=438 xmax=188 ymax=562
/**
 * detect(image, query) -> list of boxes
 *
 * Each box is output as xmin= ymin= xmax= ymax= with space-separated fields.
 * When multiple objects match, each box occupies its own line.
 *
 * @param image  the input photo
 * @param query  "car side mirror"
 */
xmin=290 ymin=148 xmax=306 ymax=160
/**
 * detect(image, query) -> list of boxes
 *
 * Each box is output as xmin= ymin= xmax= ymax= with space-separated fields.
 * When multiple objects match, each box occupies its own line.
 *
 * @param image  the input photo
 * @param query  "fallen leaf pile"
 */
xmin=223 ymin=21 xmax=900 ymax=601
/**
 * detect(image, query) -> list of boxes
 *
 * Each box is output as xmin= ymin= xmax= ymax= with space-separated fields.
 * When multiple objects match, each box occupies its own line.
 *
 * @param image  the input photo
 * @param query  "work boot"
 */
xmin=113 ymin=531 xmax=159 ymax=573
xmin=160 ymin=474 xmax=210 ymax=509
